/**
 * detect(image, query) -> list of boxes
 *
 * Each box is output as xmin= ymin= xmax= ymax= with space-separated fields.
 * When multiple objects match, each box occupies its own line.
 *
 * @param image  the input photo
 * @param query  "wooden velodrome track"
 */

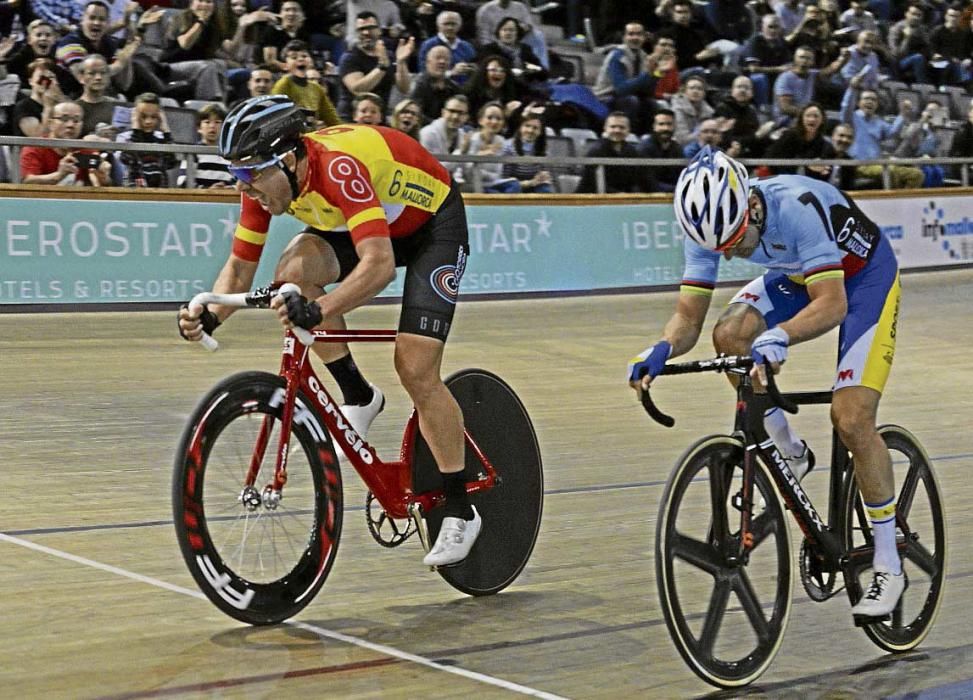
xmin=1 ymin=267 xmax=971 ymax=699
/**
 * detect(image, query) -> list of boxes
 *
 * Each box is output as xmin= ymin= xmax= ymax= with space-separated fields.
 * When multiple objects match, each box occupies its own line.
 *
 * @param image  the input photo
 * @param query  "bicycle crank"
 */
xmin=800 ymin=538 xmax=840 ymax=601
xmin=365 ymin=491 xmax=417 ymax=547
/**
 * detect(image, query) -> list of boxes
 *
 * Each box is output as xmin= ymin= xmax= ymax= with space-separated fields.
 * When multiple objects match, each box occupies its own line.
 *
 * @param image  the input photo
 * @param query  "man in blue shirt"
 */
xmin=840 ymin=85 xmax=923 ymax=188
xmin=417 ymin=11 xmax=476 ymax=83
xmin=838 ymin=29 xmax=882 ymax=92
xmin=592 ymin=22 xmax=657 ymax=133
xmin=629 ymin=147 xmax=907 ymax=621
xmin=773 ymin=45 xmax=848 ymax=125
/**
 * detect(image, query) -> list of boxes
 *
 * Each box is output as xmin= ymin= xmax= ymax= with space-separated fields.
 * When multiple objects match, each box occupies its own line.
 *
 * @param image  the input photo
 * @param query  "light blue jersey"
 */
xmin=681 ymin=175 xmax=892 ymax=295
xmin=677 ymin=174 xmax=901 ymax=394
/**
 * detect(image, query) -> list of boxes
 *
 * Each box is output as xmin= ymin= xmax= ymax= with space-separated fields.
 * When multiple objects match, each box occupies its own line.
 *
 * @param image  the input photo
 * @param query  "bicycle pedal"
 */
xmin=853 ymin=612 xmax=891 ymax=627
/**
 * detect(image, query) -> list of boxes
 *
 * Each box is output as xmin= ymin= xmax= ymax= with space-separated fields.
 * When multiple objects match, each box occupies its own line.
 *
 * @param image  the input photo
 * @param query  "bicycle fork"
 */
xmin=239 ymin=350 xmax=308 ymax=512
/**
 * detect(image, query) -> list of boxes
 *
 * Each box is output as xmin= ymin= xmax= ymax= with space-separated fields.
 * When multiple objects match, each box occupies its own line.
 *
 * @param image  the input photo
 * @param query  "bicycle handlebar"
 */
xmin=640 ymin=355 xmax=798 ymax=427
xmin=188 ymin=282 xmax=314 ymax=351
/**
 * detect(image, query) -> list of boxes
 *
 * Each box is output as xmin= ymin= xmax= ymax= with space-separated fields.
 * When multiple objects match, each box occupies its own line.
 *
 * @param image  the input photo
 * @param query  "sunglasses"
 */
xmin=228 ymin=153 xmax=285 ymax=184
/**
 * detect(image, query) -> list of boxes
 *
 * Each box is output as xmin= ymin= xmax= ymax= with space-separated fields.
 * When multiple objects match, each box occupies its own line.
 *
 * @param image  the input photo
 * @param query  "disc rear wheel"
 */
xmin=412 ymin=369 xmax=543 ymax=595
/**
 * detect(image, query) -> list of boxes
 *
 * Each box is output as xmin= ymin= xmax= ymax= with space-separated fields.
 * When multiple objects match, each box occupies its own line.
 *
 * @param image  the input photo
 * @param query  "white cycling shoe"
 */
xmin=423 ymin=507 xmax=482 ymax=567
xmin=786 ymin=441 xmax=816 ymax=483
xmin=851 ymin=569 xmax=907 ymax=624
xmin=341 ymin=384 xmax=385 ymax=440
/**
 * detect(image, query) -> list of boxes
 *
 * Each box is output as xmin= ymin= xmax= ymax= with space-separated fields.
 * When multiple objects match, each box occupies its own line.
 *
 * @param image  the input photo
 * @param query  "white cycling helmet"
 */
xmin=674 ymin=145 xmax=751 ymax=251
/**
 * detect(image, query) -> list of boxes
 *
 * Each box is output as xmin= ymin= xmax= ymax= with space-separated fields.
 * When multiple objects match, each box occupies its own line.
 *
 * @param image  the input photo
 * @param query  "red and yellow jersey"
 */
xmin=232 ymin=124 xmax=452 ymax=262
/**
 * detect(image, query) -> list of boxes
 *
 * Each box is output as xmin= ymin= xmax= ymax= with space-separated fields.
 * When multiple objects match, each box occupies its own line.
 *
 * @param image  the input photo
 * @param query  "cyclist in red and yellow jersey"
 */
xmin=177 ymin=95 xmax=480 ymax=567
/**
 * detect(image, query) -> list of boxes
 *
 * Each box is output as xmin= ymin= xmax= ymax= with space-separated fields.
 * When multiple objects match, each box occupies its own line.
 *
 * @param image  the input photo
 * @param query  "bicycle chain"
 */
xmin=365 ymin=491 xmax=417 ymax=547
xmin=799 ymin=538 xmax=842 ymax=601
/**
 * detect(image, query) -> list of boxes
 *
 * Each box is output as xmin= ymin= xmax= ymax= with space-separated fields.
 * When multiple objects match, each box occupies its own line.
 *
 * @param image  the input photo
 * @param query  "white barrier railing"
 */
xmin=2 ymin=134 xmax=973 ymax=192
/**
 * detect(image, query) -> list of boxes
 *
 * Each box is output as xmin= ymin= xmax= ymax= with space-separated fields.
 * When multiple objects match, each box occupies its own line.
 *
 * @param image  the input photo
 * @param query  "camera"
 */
xmin=75 ymin=153 xmax=104 ymax=169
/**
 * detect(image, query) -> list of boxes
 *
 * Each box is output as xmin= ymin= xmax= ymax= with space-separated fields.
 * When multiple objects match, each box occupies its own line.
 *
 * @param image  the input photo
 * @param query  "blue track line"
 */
xmin=4 ymin=451 xmax=971 ymax=538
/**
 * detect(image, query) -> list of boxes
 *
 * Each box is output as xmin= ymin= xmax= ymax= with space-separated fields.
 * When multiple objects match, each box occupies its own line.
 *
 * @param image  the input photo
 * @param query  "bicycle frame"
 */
xmin=644 ymin=355 xmax=904 ymax=572
xmin=187 ymin=285 xmax=499 ymax=522
xmin=730 ymin=374 xmax=849 ymax=568
xmin=243 ymin=328 xmax=498 ymax=522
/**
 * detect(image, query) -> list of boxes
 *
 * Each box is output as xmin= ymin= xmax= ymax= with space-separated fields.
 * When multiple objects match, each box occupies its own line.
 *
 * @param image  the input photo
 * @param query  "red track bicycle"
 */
xmin=172 ymin=284 xmax=544 ymax=625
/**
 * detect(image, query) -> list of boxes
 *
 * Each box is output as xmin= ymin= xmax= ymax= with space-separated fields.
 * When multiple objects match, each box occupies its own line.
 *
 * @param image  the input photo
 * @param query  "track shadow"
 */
xmin=695 ymin=643 xmax=973 ymax=699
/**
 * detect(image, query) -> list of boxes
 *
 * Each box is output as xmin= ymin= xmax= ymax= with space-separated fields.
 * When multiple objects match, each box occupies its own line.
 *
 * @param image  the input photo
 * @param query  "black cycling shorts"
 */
xmin=306 ymin=183 xmax=469 ymax=342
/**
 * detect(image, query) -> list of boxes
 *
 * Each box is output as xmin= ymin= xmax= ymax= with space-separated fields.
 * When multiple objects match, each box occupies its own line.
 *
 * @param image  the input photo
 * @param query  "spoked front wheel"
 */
xmin=173 ymin=372 xmax=343 ymax=625
xmin=413 ymin=369 xmax=543 ymax=595
xmin=656 ymin=435 xmax=792 ymax=688
xmin=842 ymin=424 xmax=947 ymax=652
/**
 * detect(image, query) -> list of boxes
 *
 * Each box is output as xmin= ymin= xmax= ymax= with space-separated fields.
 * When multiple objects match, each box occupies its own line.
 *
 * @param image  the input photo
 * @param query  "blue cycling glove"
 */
xmin=627 ymin=341 xmax=672 ymax=382
xmin=751 ymin=327 xmax=789 ymax=365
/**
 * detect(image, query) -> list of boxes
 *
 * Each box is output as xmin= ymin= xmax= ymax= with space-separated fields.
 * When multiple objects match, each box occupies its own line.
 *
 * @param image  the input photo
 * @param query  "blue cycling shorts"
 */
xmin=729 ymin=246 xmax=900 ymax=394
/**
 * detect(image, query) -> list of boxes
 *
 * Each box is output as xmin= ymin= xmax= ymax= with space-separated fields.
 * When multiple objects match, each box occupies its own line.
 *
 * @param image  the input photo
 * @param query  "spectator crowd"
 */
xmin=1 ymin=0 xmax=973 ymax=191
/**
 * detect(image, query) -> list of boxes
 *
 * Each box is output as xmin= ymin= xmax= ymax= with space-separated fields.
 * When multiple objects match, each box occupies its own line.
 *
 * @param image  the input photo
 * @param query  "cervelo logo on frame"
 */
xmin=306 ymin=375 xmax=375 ymax=464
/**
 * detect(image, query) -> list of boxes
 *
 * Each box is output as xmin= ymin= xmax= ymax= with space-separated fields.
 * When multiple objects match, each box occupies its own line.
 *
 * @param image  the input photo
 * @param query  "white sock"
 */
xmin=867 ymin=497 xmax=902 ymax=575
xmin=763 ymin=407 xmax=804 ymax=458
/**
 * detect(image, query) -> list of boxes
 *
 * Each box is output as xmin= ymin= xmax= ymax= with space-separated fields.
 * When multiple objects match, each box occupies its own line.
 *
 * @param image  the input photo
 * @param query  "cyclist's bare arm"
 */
xmin=777 ymin=277 xmax=848 ymax=345
xmin=631 ymin=292 xmax=711 ymax=392
xmin=209 ymin=254 xmax=259 ymax=320
xmin=663 ymin=291 xmax=712 ymax=357
xmin=307 ymin=237 xmax=396 ymax=320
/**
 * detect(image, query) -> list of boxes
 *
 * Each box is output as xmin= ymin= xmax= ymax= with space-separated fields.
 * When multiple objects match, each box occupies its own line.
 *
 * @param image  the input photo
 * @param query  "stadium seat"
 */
xmin=139 ymin=8 xmax=177 ymax=60
xmin=163 ymin=106 xmax=201 ymax=144
xmin=560 ymin=127 xmax=598 ymax=155
xmin=556 ymin=173 xmax=581 ymax=193
xmin=910 ymin=82 xmax=936 ymax=103
xmin=545 ymin=134 xmax=577 ymax=174
xmin=947 ymin=88 xmax=972 ymax=121
xmin=881 ymin=80 xmax=909 ymax=100
xmin=934 ymin=126 xmax=958 ymax=156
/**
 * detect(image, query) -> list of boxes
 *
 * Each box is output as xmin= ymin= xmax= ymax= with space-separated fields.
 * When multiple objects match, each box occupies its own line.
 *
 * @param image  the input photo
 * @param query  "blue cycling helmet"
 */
xmin=673 ymin=146 xmax=750 ymax=251
xmin=218 ymin=95 xmax=307 ymax=163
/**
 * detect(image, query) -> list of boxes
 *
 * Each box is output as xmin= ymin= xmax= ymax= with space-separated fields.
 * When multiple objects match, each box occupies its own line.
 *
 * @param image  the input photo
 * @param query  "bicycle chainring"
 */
xmin=365 ymin=491 xmax=417 ymax=547
xmin=799 ymin=537 xmax=839 ymax=601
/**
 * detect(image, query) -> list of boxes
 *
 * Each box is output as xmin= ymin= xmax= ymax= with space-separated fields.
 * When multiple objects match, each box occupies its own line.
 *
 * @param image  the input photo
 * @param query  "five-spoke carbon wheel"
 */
xmin=842 ymin=424 xmax=947 ymax=652
xmin=656 ymin=435 xmax=792 ymax=688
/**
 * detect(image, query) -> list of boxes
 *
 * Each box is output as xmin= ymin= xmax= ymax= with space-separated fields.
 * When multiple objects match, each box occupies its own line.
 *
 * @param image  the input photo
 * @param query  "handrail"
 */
xmin=3 ymin=134 xmax=972 ymax=192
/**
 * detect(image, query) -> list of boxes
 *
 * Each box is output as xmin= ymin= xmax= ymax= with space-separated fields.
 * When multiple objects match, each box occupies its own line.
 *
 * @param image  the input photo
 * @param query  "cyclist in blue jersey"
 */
xmin=628 ymin=146 xmax=905 ymax=622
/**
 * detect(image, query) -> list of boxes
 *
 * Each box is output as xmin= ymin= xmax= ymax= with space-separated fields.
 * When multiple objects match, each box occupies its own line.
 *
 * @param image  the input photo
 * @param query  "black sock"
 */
xmin=325 ymin=353 xmax=372 ymax=406
xmin=442 ymin=471 xmax=474 ymax=520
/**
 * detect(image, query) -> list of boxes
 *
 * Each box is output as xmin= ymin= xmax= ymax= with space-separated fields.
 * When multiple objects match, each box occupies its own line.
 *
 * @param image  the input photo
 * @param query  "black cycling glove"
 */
xmin=281 ymin=290 xmax=323 ymax=330
xmin=178 ymin=303 xmax=221 ymax=340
